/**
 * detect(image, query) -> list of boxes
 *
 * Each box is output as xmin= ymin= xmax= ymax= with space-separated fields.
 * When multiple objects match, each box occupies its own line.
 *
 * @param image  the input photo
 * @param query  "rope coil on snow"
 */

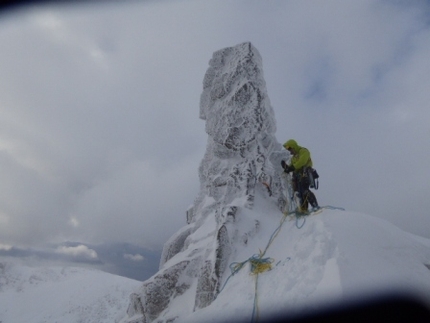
xmin=217 ymin=203 xmax=345 ymax=321
xmin=217 ymin=213 xmax=289 ymax=322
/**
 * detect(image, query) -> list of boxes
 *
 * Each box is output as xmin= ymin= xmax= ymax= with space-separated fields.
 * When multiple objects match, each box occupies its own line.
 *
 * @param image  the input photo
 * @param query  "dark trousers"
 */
xmin=292 ymin=169 xmax=318 ymax=211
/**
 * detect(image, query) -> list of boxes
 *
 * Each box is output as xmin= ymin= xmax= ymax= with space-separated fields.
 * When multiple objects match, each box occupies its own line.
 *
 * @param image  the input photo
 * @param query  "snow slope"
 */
xmin=0 ymin=260 xmax=141 ymax=323
xmin=175 ymin=190 xmax=430 ymax=323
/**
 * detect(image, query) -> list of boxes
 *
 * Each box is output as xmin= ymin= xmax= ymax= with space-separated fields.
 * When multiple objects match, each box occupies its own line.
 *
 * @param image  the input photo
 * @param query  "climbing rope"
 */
xmin=249 ymin=205 xmax=344 ymax=321
xmin=262 ymin=213 xmax=289 ymax=255
xmin=250 ymin=254 xmax=274 ymax=275
xmin=218 ymin=213 xmax=286 ymax=297
xmin=217 ymin=254 xmax=275 ymax=322
xmin=283 ymin=205 xmax=344 ymax=230
xmin=295 ymin=214 xmax=306 ymax=229
xmin=217 ymin=212 xmax=288 ymax=322
xmin=243 ymin=253 xmax=276 ymax=322
xmin=251 ymin=273 xmax=261 ymax=322
xmin=320 ymin=205 xmax=345 ymax=211
xmin=216 ymin=173 xmax=345 ymax=321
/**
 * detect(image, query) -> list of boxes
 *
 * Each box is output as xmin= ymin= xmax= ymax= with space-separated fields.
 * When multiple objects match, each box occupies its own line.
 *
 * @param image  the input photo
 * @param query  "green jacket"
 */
xmin=283 ymin=139 xmax=313 ymax=173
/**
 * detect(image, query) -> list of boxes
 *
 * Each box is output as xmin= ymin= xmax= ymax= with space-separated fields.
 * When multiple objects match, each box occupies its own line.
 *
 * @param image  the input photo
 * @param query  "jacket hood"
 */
xmin=283 ymin=139 xmax=300 ymax=151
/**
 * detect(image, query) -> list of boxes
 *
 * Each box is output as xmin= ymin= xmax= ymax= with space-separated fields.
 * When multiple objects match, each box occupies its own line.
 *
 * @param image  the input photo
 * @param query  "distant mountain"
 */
xmin=62 ymin=241 xmax=161 ymax=281
xmin=0 ymin=260 xmax=141 ymax=323
xmin=0 ymin=242 xmax=161 ymax=281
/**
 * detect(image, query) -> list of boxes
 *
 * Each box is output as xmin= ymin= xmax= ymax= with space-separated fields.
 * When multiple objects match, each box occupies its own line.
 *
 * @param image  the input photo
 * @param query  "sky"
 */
xmin=0 ymin=0 xmax=429 ymax=274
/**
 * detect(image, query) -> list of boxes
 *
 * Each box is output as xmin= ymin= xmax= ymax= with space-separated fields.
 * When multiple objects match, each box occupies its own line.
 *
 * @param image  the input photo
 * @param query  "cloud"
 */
xmin=0 ymin=244 xmax=12 ymax=251
xmin=124 ymin=253 xmax=144 ymax=262
xmin=0 ymin=242 xmax=159 ymax=281
xmin=55 ymin=245 xmax=98 ymax=260
xmin=0 ymin=0 xmax=429 ymax=259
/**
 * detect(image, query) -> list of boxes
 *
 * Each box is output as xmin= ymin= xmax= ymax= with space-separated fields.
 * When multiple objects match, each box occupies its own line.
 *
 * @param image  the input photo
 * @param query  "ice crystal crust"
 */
xmin=122 ymin=42 xmax=288 ymax=323
xmin=200 ymin=42 xmax=275 ymax=149
xmin=195 ymin=42 xmax=285 ymax=215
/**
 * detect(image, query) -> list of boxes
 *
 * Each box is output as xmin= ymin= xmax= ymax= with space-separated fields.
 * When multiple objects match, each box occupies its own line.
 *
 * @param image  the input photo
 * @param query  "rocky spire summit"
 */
xmin=195 ymin=41 xmax=281 ymax=214
xmin=122 ymin=42 xmax=288 ymax=323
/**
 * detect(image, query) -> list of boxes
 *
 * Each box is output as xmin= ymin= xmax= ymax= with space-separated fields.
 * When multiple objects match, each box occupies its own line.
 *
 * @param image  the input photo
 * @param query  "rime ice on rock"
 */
xmin=122 ymin=42 xmax=289 ymax=323
xmin=196 ymin=42 xmax=278 ymax=213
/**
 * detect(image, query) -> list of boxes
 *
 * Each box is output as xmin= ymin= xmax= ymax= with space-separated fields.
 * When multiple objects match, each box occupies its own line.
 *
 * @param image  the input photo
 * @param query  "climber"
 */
xmin=281 ymin=139 xmax=319 ymax=213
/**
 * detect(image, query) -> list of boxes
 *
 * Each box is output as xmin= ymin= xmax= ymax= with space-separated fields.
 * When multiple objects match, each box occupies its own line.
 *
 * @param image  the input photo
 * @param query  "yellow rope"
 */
xmin=249 ymin=254 xmax=274 ymax=275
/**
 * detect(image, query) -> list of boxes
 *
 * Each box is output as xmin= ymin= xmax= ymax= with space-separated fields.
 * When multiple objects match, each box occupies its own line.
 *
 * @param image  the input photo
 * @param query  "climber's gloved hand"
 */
xmin=285 ymin=165 xmax=294 ymax=173
xmin=281 ymin=160 xmax=294 ymax=173
xmin=281 ymin=160 xmax=287 ymax=171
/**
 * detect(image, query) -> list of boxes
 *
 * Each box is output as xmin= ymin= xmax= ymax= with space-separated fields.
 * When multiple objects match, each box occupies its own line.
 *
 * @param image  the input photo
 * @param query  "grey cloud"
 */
xmin=0 ymin=241 xmax=159 ymax=281
xmin=0 ymin=0 xmax=429 ymax=261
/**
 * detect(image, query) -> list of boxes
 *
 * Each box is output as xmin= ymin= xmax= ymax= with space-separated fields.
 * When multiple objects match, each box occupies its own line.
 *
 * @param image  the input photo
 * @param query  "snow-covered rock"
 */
xmin=121 ymin=42 xmax=430 ymax=323
xmin=196 ymin=41 xmax=286 ymax=215
xmin=122 ymin=42 xmax=289 ymax=323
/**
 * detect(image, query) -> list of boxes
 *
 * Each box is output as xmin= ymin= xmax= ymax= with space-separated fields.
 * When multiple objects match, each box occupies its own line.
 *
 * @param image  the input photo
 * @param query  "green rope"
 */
xmin=284 ymin=204 xmax=345 ymax=229
xmin=320 ymin=205 xmax=345 ymax=211
xmin=261 ymin=213 xmax=288 ymax=256
xmin=217 ymin=260 xmax=248 ymax=296
xmin=295 ymin=214 xmax=306 ymax=229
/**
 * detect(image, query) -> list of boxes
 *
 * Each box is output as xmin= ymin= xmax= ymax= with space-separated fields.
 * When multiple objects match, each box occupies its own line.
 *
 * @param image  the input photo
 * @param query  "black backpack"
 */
xmin=307 ymin=167 xmax=319 ymax=189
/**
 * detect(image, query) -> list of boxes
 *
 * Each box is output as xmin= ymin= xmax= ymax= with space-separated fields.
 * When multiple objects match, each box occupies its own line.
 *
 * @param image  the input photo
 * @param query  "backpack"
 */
xmin=307 ymin=167 xmax=319 ymax=190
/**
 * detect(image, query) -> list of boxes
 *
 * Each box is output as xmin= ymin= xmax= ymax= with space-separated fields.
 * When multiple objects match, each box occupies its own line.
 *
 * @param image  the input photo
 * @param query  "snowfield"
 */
xmin=0 ymin=261 xmax=141 ymax=323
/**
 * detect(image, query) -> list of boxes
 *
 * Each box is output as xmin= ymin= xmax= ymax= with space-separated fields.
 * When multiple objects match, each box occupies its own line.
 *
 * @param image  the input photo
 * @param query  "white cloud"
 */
xmin=0 ymin=244 xmax=12 ymax=251
xmin=55 ymin=245 xmax=98 ymax=260
xmin=68 ymin=216 xmax=80 ymax=228
xmin=124 ymin=253 xmax=144 ymax=262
